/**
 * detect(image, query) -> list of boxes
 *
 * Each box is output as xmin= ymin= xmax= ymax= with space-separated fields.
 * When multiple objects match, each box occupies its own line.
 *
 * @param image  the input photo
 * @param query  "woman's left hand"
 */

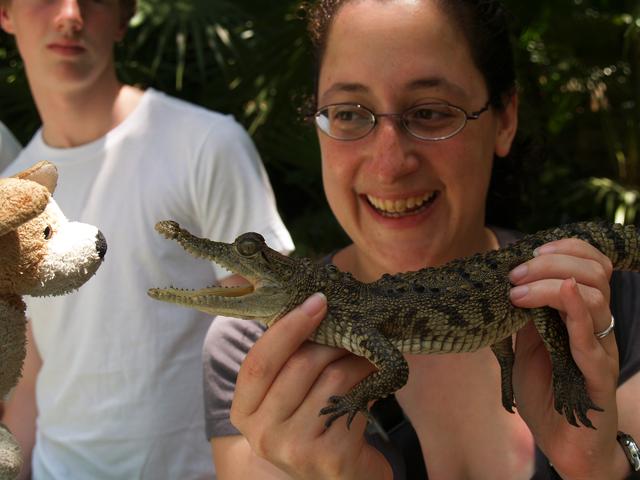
xmin=508 ymin=238 xmax=629 ymax=479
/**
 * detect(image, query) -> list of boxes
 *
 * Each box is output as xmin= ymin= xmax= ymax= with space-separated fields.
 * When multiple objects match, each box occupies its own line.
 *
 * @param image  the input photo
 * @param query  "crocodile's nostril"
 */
xmin=95 ymin=231 xmax=107 ymax=259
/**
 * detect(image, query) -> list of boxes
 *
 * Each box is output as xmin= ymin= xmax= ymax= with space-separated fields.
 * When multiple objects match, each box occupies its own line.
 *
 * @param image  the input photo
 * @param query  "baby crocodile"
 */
xmin=148 ymin=220 xmax=639 ymax=429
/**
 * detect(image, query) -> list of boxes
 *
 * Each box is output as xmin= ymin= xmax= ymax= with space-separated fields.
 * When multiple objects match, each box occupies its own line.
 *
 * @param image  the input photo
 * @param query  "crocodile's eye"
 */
xmin=237 ymin=239 xmax=259 ymax=256
xmin=44 ymin=226 xmax=53 ymax=240
xmin=235 ymin=232 xmax=265 ymax=256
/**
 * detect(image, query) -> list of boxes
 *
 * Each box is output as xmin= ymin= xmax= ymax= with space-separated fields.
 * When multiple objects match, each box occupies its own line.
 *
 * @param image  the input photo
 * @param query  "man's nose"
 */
xmin=55 ymin=0 xmax=84 ymax=34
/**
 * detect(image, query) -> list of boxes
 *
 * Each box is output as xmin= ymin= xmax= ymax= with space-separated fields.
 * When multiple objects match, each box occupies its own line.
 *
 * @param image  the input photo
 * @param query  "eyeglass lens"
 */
xmin=315 ymin=103 xmax=471 ymax=140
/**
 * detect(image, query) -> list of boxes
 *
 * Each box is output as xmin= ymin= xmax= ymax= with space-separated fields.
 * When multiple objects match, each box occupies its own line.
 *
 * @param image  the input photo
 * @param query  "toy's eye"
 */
xmin=44 ymin=226 xmax=53 ymax=240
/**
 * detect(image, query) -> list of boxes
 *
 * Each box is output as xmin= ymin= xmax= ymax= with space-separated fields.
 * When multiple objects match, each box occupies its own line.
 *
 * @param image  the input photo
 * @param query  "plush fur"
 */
xmin=0 ymin=162 xmax=106 ymax=479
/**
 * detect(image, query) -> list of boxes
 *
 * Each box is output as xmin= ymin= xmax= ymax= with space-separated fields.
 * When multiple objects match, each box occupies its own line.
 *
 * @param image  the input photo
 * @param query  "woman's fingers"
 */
xmin=232 ymin=293 xmax=328 ymax=420
xmin=560 ymin=278 xmax=618 ymax=385
xmin=510 ymin=278 xmax=612 ymax=334
xmin=509 ymin=252 xmax=611 ymax=294
xmin=293 ymin=352 xmax=376 ymax=431
xmin=532 ymin=238 xmax=613 ymax=274
xmin=509 ymin=238 xmax=614 ymax=336
xmin=256 ymin=341 xmax=349 ymax=429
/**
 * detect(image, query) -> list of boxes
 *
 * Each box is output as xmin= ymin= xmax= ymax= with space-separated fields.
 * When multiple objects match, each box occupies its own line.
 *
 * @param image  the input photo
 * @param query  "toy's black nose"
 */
xmin=96 ymin=231 xmax=107 ymax=259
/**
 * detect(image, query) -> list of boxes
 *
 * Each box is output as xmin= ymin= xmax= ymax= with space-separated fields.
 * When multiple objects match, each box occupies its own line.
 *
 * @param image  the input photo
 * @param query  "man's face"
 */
xmin=0 ymin=0 xmax=127 ymax=92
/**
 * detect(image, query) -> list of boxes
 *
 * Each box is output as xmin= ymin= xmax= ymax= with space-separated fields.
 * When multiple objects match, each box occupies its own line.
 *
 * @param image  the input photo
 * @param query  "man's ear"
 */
xmin=115 ymin=24 xmax=127 ymax=42
xmin=0 ymin=6 xmax=15 ymax=35
xmin=494 ymin=92 xmax=518 ymax=158
xmin=115 ymin=12 xmax=130 ymax=42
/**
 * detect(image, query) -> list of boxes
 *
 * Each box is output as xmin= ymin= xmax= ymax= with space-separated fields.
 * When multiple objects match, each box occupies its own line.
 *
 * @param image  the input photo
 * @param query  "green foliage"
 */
xmin=502 ymin=0 xmax=640 ymax=230
xmin=1 ymin=0 xmax=638 ymax=253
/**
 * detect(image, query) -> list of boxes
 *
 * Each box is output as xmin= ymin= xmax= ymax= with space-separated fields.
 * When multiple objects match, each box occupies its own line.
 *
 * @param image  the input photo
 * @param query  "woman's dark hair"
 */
xmin=305 ymin=0 xmax=516 ymax=110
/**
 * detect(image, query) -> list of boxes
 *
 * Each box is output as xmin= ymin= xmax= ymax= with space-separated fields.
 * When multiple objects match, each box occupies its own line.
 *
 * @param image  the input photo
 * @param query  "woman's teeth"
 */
xmin=366 ymin=192 xmax=437 ymax=216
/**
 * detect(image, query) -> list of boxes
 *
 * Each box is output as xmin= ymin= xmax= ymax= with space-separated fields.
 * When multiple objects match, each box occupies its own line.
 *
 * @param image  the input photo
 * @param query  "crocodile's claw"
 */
xmin=319 ymin=395 xmax=371 ymax=429
xmin=552 ymin=366 xmax=603 ymax=429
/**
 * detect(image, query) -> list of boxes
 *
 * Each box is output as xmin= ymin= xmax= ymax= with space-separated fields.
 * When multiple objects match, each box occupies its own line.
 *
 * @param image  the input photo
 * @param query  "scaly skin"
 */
xmin=148 ymin=220 xmax=640 ymax=429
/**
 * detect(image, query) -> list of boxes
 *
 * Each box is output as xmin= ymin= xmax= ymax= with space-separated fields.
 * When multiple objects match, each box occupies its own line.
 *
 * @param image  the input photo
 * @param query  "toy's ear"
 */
xmin=0 ymin=178 xmax=51 ymax=237
xmin=13 ymin=160 xmax=58 ymax=194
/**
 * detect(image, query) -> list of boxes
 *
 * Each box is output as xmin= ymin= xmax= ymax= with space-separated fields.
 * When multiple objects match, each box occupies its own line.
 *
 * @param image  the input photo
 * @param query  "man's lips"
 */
xmin=47 ymin=43 xmax=86 ymax=55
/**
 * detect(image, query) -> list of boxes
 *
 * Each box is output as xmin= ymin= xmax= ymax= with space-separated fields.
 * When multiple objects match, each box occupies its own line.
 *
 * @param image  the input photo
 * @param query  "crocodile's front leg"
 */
xmin=490 ymin=335 xmax=516 ymax=413
xmin=532 ymin=307 xmax=603 ymax=428
xmin=319 ymin=327 xmax=409 ymax=429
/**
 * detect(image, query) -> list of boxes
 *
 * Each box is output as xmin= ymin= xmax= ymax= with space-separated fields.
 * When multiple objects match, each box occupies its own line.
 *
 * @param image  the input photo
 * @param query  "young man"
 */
xmin=0 ymin=1 xmax=293 ymax=478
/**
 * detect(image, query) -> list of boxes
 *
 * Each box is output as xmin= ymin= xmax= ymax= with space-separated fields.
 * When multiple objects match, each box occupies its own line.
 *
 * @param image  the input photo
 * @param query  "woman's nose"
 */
xmin=366 ymin=118 xmax=419 ymax=183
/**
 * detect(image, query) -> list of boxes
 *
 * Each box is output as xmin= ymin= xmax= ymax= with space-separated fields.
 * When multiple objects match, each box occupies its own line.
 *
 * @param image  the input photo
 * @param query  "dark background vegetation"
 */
xmin=1 ymin=0 xmax=639 ymax=256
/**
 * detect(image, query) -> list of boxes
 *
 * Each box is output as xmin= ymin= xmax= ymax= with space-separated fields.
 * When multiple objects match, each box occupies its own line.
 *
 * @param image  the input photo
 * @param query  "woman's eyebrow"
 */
xmin=407 ymin=77 xmax=468 ymax=98
xmin=321 ymin=77 xmax=468 ymax=101
xmin=320 ymin=82 xmax=369 ymax=101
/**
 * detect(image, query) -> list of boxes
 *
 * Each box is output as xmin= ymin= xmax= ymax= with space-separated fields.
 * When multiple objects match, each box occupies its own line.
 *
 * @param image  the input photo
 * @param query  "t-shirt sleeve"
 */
xmin=610 ymin=271 xmax=640 ymax=386
xmin=202 ymin=316 xmax=267 ymax=439
xmin=188 ymin=118 xmax=293 ymax=281
xmin=0 ymin=121 xmax=21 ymax=172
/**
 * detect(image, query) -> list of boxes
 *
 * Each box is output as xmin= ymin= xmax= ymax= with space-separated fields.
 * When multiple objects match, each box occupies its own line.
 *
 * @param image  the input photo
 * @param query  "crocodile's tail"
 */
xmin=558 ymin=222 xmax=640 ymax=272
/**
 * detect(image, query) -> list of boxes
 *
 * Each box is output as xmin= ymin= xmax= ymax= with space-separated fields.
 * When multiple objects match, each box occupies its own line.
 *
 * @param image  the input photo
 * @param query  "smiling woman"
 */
xmin=315 ymin=0 xmax=517 ymax=279
xmin=202 ymin=1 xmax=640 ymax=479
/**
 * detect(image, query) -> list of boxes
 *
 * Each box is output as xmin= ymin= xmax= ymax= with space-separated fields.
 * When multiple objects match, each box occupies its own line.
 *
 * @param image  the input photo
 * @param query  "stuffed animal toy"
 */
xmin=0 ymin=161 xmax=106 ymax=479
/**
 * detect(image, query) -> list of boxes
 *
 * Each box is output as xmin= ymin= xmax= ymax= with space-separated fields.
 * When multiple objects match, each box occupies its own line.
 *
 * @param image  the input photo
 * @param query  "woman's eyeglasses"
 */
xmin=313 ymin=101 xmax=491 ymax=141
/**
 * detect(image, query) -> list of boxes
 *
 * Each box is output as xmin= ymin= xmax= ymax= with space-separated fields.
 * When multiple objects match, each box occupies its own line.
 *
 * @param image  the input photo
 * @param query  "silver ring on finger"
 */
xmin=595 ymin=315 xmax=615 ymax=339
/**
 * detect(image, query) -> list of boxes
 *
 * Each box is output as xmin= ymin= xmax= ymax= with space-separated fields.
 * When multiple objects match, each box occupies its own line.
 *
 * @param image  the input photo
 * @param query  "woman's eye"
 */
xmin=333 ymin=110 xmax=357 ymax=122
xmin=413 ymin=108 xmax=442 ymax=120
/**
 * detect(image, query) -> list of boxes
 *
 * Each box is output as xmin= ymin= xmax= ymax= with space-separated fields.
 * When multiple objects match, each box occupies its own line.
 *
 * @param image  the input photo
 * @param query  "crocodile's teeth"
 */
xmin=366 ymin=192 xmax=437 ymax=216
xmin=148 ymin=284 xmax=254 ymax=300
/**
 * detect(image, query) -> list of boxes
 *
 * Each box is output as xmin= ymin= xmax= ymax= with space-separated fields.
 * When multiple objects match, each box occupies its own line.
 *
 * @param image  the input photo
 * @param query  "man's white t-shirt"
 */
xmin=3 ymin=89 xmax=294 ymax=479
xmin=0 ymin=121 xmax=21 ymax=171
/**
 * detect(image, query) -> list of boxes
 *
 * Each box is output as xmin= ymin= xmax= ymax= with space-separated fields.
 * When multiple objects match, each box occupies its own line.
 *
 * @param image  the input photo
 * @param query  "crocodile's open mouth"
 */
xmin=148 ymin=283 xmax=255 ymax=302
xmin=366 ymin=191 xmax=439 ymax=218
xmin=148 ymin=221 xmax=291 ymax=321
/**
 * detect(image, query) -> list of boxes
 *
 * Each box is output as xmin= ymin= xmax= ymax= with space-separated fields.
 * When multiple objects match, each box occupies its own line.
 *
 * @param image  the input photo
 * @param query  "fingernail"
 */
xmin=533 ymin=243 xmax=556 ymax=256
xmin=300 ymin=292 xmax=327 ymax=317
xmin=510 ymin=285 xmax=529 ymax=300
xmin=509 ymin=264 xmax=528 ymax=283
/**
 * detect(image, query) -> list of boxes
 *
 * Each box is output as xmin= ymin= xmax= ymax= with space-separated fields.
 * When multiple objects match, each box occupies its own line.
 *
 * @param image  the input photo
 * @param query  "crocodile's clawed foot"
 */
xmin=319 ymin=395 xmax=370 ymax=429
xmin=552 ymin=368 xmax=603 ymax=429
xmin=501 ymin=391 xmax=516 ymax=414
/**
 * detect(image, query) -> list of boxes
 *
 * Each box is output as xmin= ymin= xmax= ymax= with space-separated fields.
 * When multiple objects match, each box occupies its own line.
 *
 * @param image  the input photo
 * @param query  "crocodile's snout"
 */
xmin=155 ymin=220 xmax=181 ymax=239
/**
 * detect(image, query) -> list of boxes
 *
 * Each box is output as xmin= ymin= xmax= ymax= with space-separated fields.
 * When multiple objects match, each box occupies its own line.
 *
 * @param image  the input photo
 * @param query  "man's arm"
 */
xmin=3 ymin=321 xmax=41 ymax=480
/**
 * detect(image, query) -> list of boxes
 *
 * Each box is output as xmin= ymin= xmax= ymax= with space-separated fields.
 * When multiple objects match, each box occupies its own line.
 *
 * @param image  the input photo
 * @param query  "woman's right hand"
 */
xmin=230 ymin=293 xmax=393 ymax=480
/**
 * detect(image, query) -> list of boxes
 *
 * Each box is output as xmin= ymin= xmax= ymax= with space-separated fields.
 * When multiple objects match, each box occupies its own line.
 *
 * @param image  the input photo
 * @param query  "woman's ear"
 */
xmin=494 ymin=92 xmax=519 ymax=158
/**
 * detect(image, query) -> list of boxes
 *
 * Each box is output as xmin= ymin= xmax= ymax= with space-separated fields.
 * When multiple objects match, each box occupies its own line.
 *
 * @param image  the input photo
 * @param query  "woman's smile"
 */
xmin=364 ymin=191 xmax=439 ymax=218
